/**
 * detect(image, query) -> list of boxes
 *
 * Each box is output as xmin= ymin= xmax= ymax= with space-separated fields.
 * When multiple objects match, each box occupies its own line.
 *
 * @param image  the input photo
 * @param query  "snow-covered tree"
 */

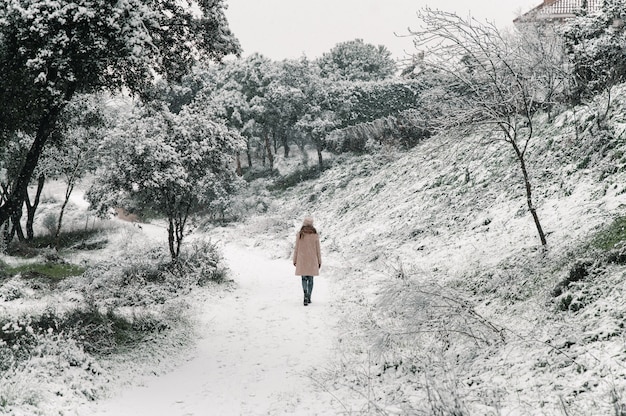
xmin=295 ymin=75 xmax=340 ymax=170
xmin=409 ymin=9 xmax=548 ymax=246
xmin=561 ymin=0 xmax=626 ymax=118
xmin=45 ymin=95 xmax=105 ymax=246
xmin=515 ymin=23 xmax=569 ymax=121
xmin=191 ymin=54 xmax=276 ymax=170
xmin=0 ymin=0 xmax=240 ymax=233
xmin=317 ymin=39 xmax=397 ymax=82
xmin=88 ymin=106 xmax=243 ymax=260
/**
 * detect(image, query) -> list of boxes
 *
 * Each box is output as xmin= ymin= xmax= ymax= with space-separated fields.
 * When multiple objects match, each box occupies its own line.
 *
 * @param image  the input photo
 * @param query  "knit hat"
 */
xmin=302 ymin=216 xmax=314 ymax=226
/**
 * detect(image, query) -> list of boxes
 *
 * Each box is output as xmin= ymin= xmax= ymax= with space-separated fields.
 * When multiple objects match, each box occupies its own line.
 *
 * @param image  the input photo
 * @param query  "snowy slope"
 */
xmin=236 ymin=85 xmax=626 ymax=414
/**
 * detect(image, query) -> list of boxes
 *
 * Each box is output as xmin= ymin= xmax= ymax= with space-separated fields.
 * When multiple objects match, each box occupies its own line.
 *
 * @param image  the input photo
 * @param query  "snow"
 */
xmin=78 ymin=233 xmax=340 ymax=415
xmin=4 ymin=85 xmax=626 ymax=415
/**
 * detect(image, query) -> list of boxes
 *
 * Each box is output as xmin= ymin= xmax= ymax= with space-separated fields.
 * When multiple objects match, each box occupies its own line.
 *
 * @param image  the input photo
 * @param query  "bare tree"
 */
xmin=408 ymin=9 xmax=548 ymax=246
xmin=515 ymin=23 xmax=569 ymax=122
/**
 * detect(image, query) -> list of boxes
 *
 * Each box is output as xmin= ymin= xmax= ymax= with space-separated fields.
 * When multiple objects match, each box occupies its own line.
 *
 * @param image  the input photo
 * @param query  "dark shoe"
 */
xmin=304 ymin=297 xmax=309 ymax=306
xmin=306 ymin=296 xmax=311 ymax=304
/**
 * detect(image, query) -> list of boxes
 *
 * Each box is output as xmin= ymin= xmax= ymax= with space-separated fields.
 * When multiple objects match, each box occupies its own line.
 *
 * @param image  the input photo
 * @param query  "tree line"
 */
xmin=1 ymin=0 xmax=624 ymax=257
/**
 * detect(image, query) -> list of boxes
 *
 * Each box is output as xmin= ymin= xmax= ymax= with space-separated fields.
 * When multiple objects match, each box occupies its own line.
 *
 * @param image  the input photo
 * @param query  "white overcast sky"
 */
xmin=223 ymin=0 xmax=541 ymax=61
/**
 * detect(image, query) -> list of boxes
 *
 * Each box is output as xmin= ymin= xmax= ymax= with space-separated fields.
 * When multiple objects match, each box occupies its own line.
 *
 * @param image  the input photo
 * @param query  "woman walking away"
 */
xmin=293 ymin=216 xmax=321 ymax=306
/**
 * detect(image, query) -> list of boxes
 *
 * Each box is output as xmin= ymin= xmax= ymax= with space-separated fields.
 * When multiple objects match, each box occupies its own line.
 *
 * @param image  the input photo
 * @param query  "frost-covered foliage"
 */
xmin=87 ymin=105 xmax=243 ymax=259
xmin=169 ymin=50 xmax=426 ymax=173
xmin=183 ymin=54 xmax=279 ymax=169
xmin=409 ymin=9 xmax=553 ymax=246
xmin=327 ymin=109 xmax=431 ymax=153
xmin=0 ymin=315 xmax=105 ymax=414
xmin=43 ymin=95 xmax=106 ymax=241
xmin=70 ymin=238 xmax=226 ymax=308
xmin=0 ymin=0 xmax=239 ymax=132
xmin=0 ymin=229 xmax=226 ymax=414
xmin=316 ymin=38 xmax=396 ymax=82
xmin=561 ymin=0 xmax=626 ymax=103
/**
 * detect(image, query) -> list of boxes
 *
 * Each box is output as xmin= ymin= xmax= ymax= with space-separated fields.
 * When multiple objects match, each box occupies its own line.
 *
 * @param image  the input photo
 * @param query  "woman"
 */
xmin=293 ymin=216 xmax=321 ymax=306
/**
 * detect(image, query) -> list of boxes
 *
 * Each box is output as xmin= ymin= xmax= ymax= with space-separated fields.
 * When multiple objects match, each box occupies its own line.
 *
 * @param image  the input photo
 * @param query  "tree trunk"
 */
xmin=283 ymin=132 xmax=290 ymax=158
xmin=168 ymin=216 xmax=176 ymax=260
xmin=264 ymin=133 xmax=274 ymax=171
xmin=54 ymin=156 xmax=83 ymax=249
xmin=0 ymin=107 xmax=62 ymax=229
xmin=168 ymin=206 xmax=189 ymax=261
xmin=246 ymin=140 xmax=252 ymax=168
xmin=272 ymin=130 xmax=278 ymax=154
xmin=261 ymin=142 xmax=266 ymax=166
xmin=236 ymin=151 xmax=242 ymax=176
xmin=511 ymin=140 xmax=547 ymax=246
xmin=297 ymin=142 xmax=308 ymax=165
xmin=54 ymin=182 xmax=75 ymax=249
xmin=25 ymin=174 xmax=45 ymax=241
xmin=175 ymin=220 xmax=183 ymax=259
xmin=316 ymin=142 xmax=323 ymax=172
xmin=11 ymin=209 xmax=25 ymax=242
xmin=3 ymin=221 xmax=15 ymax=247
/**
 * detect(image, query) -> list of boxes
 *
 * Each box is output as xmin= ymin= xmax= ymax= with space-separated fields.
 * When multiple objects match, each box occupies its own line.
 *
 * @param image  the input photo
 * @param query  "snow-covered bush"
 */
xmin=173 ymin=239 xmax=228 ymax=286
xmin=0 ymin=369 xmax=43 ymax=412
xmin=269 ymin=162 xmax=332 ymax=191
xmin=60 ymin=305 xmax=168 ymax=355
xmin=561 ymin=0 xmax=626 ymax=103
xmin=0 ymin=312 xmax=107 ymax=414
xmin=226 ymin=180 xmax=273 ymax=219
xmin=71 ymin=238 xmax=226 ymax=309
xmin=0 ymin=277 xmax=26 ymax=301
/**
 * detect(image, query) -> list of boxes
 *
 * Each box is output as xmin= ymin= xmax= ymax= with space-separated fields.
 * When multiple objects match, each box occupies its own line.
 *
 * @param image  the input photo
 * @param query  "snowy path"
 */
xmin=84 ymin=238 xmax=338 ymax=416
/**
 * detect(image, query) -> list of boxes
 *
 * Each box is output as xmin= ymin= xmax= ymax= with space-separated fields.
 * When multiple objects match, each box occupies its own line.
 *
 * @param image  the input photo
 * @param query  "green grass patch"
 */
xmin=4 ymin=263 xmax=85 ymax=280
xmin=591 ymin=216 xmax=626 ymax=250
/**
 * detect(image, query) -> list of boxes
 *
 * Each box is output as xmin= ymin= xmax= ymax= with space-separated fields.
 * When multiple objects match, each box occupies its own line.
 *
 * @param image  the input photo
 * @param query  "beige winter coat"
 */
xmin=293 ymin=228 xmax=321 ymax=276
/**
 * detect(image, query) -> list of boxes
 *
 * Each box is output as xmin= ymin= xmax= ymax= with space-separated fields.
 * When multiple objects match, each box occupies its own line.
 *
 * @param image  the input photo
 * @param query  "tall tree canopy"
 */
xmin=317 ymin=39 xmax=397 ymax=82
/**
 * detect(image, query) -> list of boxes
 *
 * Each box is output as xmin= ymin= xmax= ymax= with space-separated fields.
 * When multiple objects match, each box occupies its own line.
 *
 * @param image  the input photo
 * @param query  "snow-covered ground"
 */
xmin=77 ymin=227 xmax=341 ymax=416
xmin=3 ymin=85 xmax=626 ymax=415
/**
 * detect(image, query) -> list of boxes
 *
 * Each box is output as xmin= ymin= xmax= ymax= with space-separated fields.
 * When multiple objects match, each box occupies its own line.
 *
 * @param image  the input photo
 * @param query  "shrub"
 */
xmin=172 ymin=239 xmax=228 ymax=286
xmin=269 ymin=163 xmax=331 ymax=191
xmin=0 ymin=278 xmax=26 ymax=301
xmin=242 ymin=167 xmax=279 ymax=182
xmin=0 ymin=313 xmax=105 ymax=412
xmin=42 ymin=213 xmax=57 ymax=236
xmin=62 ymin=306 xmax=169 ymax=355
xmin=7 ymin=228 xmax=108 ymax=257
xmin=76 ymin=239 xmax=227 ymax=309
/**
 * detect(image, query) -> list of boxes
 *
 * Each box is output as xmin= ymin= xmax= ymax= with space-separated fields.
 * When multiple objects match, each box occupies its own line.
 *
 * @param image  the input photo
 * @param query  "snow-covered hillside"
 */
xmin=238 ymin=85 xmax=626 ymax=414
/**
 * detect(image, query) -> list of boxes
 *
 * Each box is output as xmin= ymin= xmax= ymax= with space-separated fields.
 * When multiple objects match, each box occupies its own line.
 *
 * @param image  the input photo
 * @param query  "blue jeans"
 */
xmin=301 ymin=276 xmax=314 ymax=300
